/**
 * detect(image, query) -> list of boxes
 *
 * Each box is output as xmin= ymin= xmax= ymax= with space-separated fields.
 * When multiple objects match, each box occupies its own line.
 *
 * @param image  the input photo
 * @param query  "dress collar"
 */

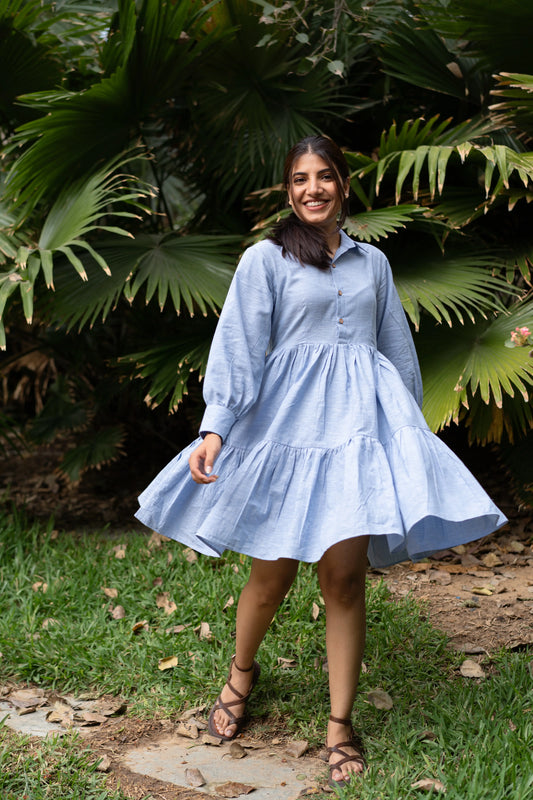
xmin=333 ymin=228 xmax=359 ymax=260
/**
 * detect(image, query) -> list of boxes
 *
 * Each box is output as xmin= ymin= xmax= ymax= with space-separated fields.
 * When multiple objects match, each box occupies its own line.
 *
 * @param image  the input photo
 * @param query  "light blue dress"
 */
xmin=135 ymin=231 xmax=507 ymax=566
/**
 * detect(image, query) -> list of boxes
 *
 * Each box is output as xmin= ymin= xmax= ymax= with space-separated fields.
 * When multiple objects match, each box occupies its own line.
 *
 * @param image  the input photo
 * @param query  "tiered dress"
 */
xmin=135 ymin=232 xmax=506 ymax=566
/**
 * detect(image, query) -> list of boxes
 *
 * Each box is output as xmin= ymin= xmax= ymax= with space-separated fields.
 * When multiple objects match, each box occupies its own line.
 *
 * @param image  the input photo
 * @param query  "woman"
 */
xmin=136 ymin=136 xmax=506 ymax=788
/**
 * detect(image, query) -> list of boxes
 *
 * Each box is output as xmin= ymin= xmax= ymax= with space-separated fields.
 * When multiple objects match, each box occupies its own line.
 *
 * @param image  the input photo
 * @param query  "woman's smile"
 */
xmin=287 ymin=152 xmax=347 ymax=233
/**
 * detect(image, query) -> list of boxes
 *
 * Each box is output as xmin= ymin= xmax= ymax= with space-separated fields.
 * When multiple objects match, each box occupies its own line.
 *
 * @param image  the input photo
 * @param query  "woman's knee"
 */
xmin=245 ymin=559 xmax=297 ymax=608
xmin=320 ymin=563 xmax=366 ymax=606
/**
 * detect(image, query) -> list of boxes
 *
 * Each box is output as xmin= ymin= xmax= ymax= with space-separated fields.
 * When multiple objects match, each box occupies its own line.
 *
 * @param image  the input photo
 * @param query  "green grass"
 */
xmin=0 ymin=506 xmax=532 ymax=799
xmin=0 ymin=726 xmax=128 ymax=799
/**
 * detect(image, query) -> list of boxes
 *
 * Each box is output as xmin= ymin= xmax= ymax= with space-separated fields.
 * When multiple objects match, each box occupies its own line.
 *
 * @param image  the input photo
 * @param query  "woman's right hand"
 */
xmin=189 ymin=433 xmax=222 ymax=484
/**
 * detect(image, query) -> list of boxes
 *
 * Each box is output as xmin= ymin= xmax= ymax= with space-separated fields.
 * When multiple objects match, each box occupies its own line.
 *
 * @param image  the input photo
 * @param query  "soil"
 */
xmin=1 ymin=439 xmax=532 ymax=799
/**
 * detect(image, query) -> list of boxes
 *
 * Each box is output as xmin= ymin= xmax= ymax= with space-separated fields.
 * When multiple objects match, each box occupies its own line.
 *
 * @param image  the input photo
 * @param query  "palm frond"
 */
xmin=490 ymin=72 xmax=533 ymax=140
xmin=0 ymin=155 xmax=152 ymax=346
xmin=350 ymin=138 xmax=533 ymax=204
xmin=4 ymin=0 xmax=217 ymax=210
xmin=344 ymin=205 xmax=425 ymax=242
xmin=418 ymin=299 xmax=533 ymax=434
xmin=395 ymin=252 xmax=516 ymax=330
xmin=120 ymin=315 xmax=218 ymax=411
xmin=47 ymin=233 xmax=240 ymax=330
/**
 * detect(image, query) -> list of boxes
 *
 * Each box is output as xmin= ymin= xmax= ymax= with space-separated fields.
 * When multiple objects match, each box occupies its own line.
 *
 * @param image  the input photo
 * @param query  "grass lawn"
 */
xmin=0 ymin=506 xmax=531 ymax=799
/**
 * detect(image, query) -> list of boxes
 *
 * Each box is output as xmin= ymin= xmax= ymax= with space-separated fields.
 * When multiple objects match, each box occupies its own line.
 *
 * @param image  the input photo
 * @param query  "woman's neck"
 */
xmin=325 ymin=228 xmax=341 ymax=258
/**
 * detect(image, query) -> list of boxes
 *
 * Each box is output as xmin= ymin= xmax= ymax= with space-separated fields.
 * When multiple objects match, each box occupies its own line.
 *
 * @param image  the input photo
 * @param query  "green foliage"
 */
xmin=0 ymin=0 xmax=532 ymax=495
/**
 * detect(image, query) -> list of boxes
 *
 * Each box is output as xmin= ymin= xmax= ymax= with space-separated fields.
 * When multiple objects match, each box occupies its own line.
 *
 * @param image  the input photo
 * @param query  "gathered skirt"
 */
xmin=135 ymin=343 xmax=507 ymax=567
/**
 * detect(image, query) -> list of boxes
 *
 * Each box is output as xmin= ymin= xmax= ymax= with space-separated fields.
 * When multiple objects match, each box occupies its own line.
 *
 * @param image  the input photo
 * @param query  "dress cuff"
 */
xmin=199 ymin=405 xmax=237 ymax=442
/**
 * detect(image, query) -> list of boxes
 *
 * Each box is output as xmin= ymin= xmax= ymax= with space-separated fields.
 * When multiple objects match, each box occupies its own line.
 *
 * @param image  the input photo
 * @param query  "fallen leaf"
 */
xmin=132 ymin=620 xmax=149 ymax=634
xmin=46 ymin=708 xmax=74 ymax=726
xmin=32 ymin=581 xmax=48 ymax=593
xmin=285 ymin=740 xmax=308 ymax=758
xmin=148 ymin=531 xmax=168 ymax=549
xmin=229 ymin=742 xmax=247 ymax=759
xmin=95 ymin=755 xmax=112 ymax=772
xmin=184 ymin=547 xmax=198 ymax=563
xmin=101 ymin=587 xmax=118 ymax=598
xmin=73 ymin=710 xmax=108 ymax=726
xmin=471 ymin=586 xmax=493 ymax=596
xmin=215 ymin=782 xmax=255 ymax=797
xmin=8 ymin=689 xmax=46 ymax=709
xmin=17 ymin=706 xmax=38 ymax=716
xmin=507 ymin=540 xmax=525 ymax=554
xmin=166 ymin=624 xmax=188 ymax=634
xmin=366 ymin=689 xmax=393 ymax=710
xmin=410 ymin=563 xmax=429 ymax=572
xmin=277 ymin=657 xmax=297 ymax=669
xmin=180 ymin=705 xmax=207 ymax=721
xmin=152 ymin=577 xmax=163 ymax=587
xmin=430 ymin=570 xmax=452 ymax=586
xmin=185 ymin=767 xmax=206 ymax=787
xmin=311 ymin=602 xmax=320 ymax=620
xmin=158 ymin=655 xmax=178 ymax=671
xmin=112 ymin=544 xmax=127 ymax=559
xmin=41 ymin=618 xmax=60 ymax=629
xmin=156 ymin=592 xmax=177 ymax=615
xmin=481 ymin=552 xmax=503 ymax=568
xmin=110 ymin=605 xmax=126 ymax=620
xmin=92 ymin=699 xmax=127 ymax=717
xmin=450 ymin=642 xmax=486 ymax=654
xmin=460 ymin=659 xmax=486 ymax=679
xmin=411 ymin=778 xmax=446 ymax=792
xmin=176 ymin=721 xmax=199 ymax=739
xmin=196 ymin=621 xmax=213 ymax=640
xmin=202 ymin=734 xmax=223 ymax=746
xmin=223 ymin=595 xmax=235 ymax=611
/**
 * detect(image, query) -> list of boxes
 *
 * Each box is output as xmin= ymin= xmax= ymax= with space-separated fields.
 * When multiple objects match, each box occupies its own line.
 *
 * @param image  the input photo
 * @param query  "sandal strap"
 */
xmin=232 ymin=657 xmax=256 ymax=673
xmin=329 ymin=714 xmax=352 ymax=726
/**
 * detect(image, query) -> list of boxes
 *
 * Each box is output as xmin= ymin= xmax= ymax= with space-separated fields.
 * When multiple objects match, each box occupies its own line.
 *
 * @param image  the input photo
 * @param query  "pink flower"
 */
xmin=510 ymin=326 xmax=531 ymax=346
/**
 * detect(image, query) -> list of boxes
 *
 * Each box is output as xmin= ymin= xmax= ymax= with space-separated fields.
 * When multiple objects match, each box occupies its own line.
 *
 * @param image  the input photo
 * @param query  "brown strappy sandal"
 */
xmin=207 ymin=655 xmax=261 ymax=741
xmin=327 ymin=714 xmax=366 ymax=788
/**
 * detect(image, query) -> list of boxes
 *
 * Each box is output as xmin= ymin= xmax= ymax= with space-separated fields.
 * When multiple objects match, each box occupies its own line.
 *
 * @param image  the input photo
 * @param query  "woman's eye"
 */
xmin=322 ymin=174 xmax=334 ymax=181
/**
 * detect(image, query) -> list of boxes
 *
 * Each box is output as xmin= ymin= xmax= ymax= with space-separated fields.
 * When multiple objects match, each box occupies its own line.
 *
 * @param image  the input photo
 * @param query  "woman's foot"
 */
xmin=327 ymin=714 xmax=365 ymax=787
xmin=208 ymin=656 xmax=260 ymax=740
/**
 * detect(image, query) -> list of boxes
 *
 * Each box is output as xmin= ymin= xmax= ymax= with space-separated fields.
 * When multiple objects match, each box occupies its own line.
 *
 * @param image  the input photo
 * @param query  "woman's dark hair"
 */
xmin=268 ymin=135 xmax=350 ymax=270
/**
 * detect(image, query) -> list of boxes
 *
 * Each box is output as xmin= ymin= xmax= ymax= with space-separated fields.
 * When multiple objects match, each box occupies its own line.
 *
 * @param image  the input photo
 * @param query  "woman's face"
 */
xmin=287 ymin=152 xmax=348 ymax=233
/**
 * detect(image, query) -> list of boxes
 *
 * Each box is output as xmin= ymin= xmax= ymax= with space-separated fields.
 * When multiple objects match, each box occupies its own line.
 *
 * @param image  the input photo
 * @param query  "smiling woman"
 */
xmin=135 ymin=134 xmax=506 ymax=790
xmin=287 ymin=153 xmax=348 ymax=235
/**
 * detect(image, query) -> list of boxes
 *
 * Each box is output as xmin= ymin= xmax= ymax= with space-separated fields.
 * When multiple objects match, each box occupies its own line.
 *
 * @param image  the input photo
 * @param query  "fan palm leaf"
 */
xmin=0 ymin=155 xmax=152 ymax=345
xmin=120 ymin=315 xmax=218 ymax=411
xmin=418 ymin=299 xmax=533 ymax=433
xmin=393 ymin=252 xmax=515 ymax=330
xmin=47 ymin=233 xmax=240 ymax=330
xmin=4 ymin=0 xmax=219 ymax=211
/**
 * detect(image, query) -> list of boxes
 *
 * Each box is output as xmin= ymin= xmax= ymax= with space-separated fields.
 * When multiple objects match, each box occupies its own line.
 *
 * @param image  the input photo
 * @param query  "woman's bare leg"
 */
xmin=317 ymin=536 xmax=369 ymax=783
xmin=212 ymin=556 xmax=299 ymax=738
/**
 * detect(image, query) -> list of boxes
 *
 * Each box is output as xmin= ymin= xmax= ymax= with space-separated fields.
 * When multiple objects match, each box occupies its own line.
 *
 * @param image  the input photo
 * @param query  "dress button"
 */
xmin=339 ymin=318 xmax=344 ymax=324
xmin=338 ymin=290 xmax=343 ymax=296
xmin=331 ymin=263 xmax=336 ymax=269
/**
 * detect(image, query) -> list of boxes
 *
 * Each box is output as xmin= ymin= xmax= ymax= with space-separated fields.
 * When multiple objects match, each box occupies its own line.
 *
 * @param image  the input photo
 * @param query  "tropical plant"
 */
xmin=0 ymin=0 xmax=532 ymax=499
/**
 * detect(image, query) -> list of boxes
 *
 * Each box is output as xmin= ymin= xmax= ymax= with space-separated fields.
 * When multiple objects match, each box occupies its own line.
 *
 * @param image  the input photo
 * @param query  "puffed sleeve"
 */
xmin=375 ymin=253 xmax=423 ymax=407
xmin=199 ymin=244 xmax=275 ymax=441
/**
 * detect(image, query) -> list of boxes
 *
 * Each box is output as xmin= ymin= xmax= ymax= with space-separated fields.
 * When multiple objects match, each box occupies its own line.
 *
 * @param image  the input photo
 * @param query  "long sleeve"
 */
xmin=375 ymin=254 xmax=423 ymax=407
xmin=199 ymin=244 xmax=275 ymax=441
